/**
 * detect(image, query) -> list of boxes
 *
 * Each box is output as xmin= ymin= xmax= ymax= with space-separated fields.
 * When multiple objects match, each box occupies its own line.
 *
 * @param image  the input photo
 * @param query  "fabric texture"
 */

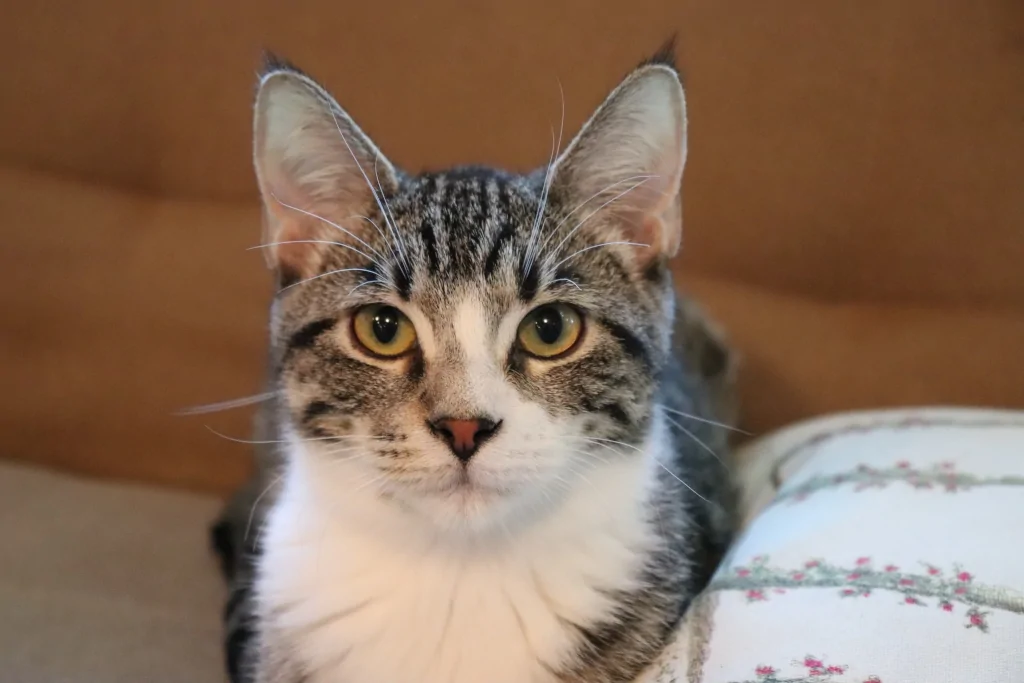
xmin=639 ymin=407 xmax=1024 ymax=683
xmin=0 ymin=462 xmax=226 ymax=683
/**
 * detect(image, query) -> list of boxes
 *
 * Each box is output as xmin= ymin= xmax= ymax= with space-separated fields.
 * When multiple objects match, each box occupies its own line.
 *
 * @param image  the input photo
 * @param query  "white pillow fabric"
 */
xmin=639 ymin=408 xmax=1024 ymax=683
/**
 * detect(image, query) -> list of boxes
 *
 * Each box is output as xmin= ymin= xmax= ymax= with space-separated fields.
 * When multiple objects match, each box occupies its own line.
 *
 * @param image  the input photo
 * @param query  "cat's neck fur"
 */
xmin=256 ymin=416 xmax=672 ymax=683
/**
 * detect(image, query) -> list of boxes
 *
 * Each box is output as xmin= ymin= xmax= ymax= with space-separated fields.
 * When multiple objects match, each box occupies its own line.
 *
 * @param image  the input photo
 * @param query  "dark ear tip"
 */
xmin=258 ymin=49 xmax=305 ymax=79
xmin=638 ymin=35 xmax=682 ymax=81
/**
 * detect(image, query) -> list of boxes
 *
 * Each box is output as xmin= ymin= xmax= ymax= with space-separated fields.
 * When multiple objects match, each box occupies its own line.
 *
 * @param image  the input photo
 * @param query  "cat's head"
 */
xmin=254 ymin=49 xmax=687 ymax=536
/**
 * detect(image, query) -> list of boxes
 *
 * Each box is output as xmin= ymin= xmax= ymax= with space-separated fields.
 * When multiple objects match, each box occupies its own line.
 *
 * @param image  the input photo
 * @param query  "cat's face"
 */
xmin=254 ymin=57 xmax=687 ymax=535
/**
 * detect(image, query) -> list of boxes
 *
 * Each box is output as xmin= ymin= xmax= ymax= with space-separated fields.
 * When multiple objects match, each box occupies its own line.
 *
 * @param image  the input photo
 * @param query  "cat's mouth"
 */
xmin=436 ymin=469 xmax=499 ymax=497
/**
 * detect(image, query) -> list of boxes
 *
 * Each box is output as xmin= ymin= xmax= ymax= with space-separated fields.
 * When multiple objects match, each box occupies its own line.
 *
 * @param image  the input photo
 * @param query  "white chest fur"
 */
xmin=256 ymin=446 xmax=661 ymax=683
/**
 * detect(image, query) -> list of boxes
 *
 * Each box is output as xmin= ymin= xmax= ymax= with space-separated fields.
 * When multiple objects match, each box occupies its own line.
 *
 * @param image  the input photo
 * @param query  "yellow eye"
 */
xmin=352 ymin=304 xmax=418 ymax=357
xmin=517 ymin=303 xmax=584 ymax=359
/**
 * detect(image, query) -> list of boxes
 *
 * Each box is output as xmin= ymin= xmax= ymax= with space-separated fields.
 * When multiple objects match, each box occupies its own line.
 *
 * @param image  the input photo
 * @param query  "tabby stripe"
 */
xmin=600 ymin=318 xmax=650 ymax=368
xmin=581 ymin=398 xmax=632 ymax=427
xmin=286 ymin=318 xmax=336 ymax=353
xmin=394 ymin=265 xmax=412 ymax=300
xmin=226 ymin=623 xmax=255 ymax=683
xmin=484 ymin=221 xmax=516 ymax=278
xmin=302 ymin=400 xmax=332 ymax=425
xmin=223 ymin=586 xmax=251 ymax=622
xmin=476 ymin=178 xmax=491 ymax=232
xmin=518 ymin=258 xmax=540 ymax=301
xmin=419 ymin=217 xmax=439 ymax=275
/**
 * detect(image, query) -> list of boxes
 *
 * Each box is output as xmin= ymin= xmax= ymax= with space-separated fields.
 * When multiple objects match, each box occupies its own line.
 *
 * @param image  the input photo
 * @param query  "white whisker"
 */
xmin=268 ymin=192 xmax=387 ymax=262
xmin=653 ymin=459 xmax=709 ymax=502
xmin=249 ymin=240 xmax=384 ymax=269
xmin=245 ymin=472 xmax=285 ymax=542
xmin=204 ymin=427 xmax=384 ymax=446
xmin=323 ymin=103 xmax=410 ymax=277
xmin=175 ymin=392 xmax=276 ymax=416
xmin=551 ymin=241 xmax=648 ymax=270
xmin=663 ymin=415 xmax=730 ymax=471
xmin=548 ymin=178 xmax=654 ymax=259
xmin=661 ymin=406 xmax=750 ymax=435
xmin=523 ymin=82 xmax=565 ymax=277
xmin=279 ymin=267 xmax=381 ymax=292
xmin=549 ymin=278 xmax=582 ymax=290
xmin=538 ymin=174 xmax=656 ymax=252
xmin=348 ymin=213 xmax=402 ymax=267
xmin=579 ymin=437 xmax=710 ymax=503
xmin=372 ymin=154 xmax=408 ymax=273
xmin=347 ymin=279 xmax=388 ymax=296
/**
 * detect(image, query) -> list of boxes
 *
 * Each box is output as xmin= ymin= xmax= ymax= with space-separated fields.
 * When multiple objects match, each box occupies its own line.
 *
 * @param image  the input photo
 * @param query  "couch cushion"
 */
xmin=640 ymin=408 xmax=1024 ymax=682
xmin=0 ymin=462 xmax=225 ymax=683
xmin=3 ymin=166 xmax=1024 ymax=493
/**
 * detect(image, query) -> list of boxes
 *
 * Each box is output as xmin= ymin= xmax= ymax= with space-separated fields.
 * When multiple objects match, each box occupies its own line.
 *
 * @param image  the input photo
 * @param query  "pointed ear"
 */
xmin=552 ymin=62 xmax=687 ymax=266
xmin=253 ymin=59 xmax=397 ymax=283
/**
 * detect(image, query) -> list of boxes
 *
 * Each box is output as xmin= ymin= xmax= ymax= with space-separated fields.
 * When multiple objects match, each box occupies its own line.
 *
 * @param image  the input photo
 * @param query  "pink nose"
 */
xmin=428 ymin=417 xmax=501 ymax=462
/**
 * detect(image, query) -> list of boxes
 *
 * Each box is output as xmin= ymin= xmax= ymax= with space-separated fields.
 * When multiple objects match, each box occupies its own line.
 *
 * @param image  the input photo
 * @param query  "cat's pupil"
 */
xmin=533 ymin=307 xmax=563 ymax=345
xmin=372 ymin=307 xmax=401 ymax=344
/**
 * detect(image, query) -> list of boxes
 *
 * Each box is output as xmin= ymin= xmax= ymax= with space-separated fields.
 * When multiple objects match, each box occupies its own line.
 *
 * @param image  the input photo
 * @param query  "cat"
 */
xmin=212 ymin=44 xmax=738 ymax=683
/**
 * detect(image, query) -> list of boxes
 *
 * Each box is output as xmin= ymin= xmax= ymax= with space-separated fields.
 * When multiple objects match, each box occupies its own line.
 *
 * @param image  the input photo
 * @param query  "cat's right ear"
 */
xmin=253 ymin=59 xmax=397 ymax=284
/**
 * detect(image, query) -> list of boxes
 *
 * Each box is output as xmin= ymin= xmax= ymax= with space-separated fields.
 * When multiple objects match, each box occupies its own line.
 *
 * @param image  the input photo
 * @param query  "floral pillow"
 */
xmin=638 ymin=408 xmax=1024 ymax=683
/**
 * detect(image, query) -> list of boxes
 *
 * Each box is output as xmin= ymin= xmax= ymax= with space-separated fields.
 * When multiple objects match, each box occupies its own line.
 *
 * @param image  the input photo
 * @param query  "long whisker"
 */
xmin=538 ymin=174 xmax=656 ymax=252
xmin=652 ymin=460 xmax=709 ymax=502
xmin=175 ymin=392 xmax=277 ymax=416
xmin=548 ymin=178 xmax=654 ymax=259
xmin=523 ymin=128 xmax=558 ymax=277
xmin=549 ymin=278 xmax=582 ymax=290
xmin=323 ymin=103 xmax=410 ymax=277
xmin=372 ymin=153 xmax=409 ymax=274
xmin=248 ymin=240 xmax=384 ymax=270
xmin=551 ymin=241 xmax=648 ymax=270
xmin=347 ymin=279 xmax=388 ymax=296
xmin=279 ymin=267 xmax=381 ymax=292
xmin=245 ymin=472 xmax=284 ymax=542
xmin=663 ymin=415 xmax=730 ymax=472
xmin=523 ymin=82 xmax=566 ymax=277
xmin=576 ymin=436 xmax=642 ymax=453
xmin=347 ymin=213 xmax=402 ymax=267
xmin=268 ymin=192 xmax=387 ymax=262
xmin=204 ymin=427 xmax=385 ymax=446
xmin=579 ymin=436 xmax=709 ymax=502
xmin=661 ymin=406 xmax=751 ymax=435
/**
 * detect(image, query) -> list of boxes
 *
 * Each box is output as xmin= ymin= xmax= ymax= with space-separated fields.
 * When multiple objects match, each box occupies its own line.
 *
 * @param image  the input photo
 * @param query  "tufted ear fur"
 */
xmin=253 ymin=57 xmax=397 ymax=285
xmin=551 ymin=55 xmax=687 ymax=268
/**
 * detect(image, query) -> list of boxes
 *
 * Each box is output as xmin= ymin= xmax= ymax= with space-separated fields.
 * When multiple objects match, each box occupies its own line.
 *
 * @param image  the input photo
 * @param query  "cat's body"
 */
xmin=213 ymin=48 xmax=737 ymax=683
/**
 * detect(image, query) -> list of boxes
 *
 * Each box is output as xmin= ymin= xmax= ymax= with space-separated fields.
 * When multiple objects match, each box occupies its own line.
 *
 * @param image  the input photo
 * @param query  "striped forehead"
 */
xmin=402 ymin=168 xmax=537 ymax=288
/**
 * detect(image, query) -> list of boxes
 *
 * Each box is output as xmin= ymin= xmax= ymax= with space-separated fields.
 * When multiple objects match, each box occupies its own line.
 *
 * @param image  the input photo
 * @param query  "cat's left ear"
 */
xmin=551 ymin=57 xmax=687 ymax=267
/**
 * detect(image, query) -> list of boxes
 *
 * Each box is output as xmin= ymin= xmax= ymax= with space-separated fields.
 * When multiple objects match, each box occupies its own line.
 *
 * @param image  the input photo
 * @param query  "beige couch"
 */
xmin=0 ymin=0 xmax=1021 ymax=680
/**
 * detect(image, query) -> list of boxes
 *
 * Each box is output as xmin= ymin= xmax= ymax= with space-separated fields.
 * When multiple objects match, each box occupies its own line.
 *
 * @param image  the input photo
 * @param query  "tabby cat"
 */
xmin=212 ymin=45 xmax=738 ymax=683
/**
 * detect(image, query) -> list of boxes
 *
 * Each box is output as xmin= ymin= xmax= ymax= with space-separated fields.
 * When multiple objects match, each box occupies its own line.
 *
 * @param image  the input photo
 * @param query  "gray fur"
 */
xmin=213 ymin=50 xmax=738 ymax=683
